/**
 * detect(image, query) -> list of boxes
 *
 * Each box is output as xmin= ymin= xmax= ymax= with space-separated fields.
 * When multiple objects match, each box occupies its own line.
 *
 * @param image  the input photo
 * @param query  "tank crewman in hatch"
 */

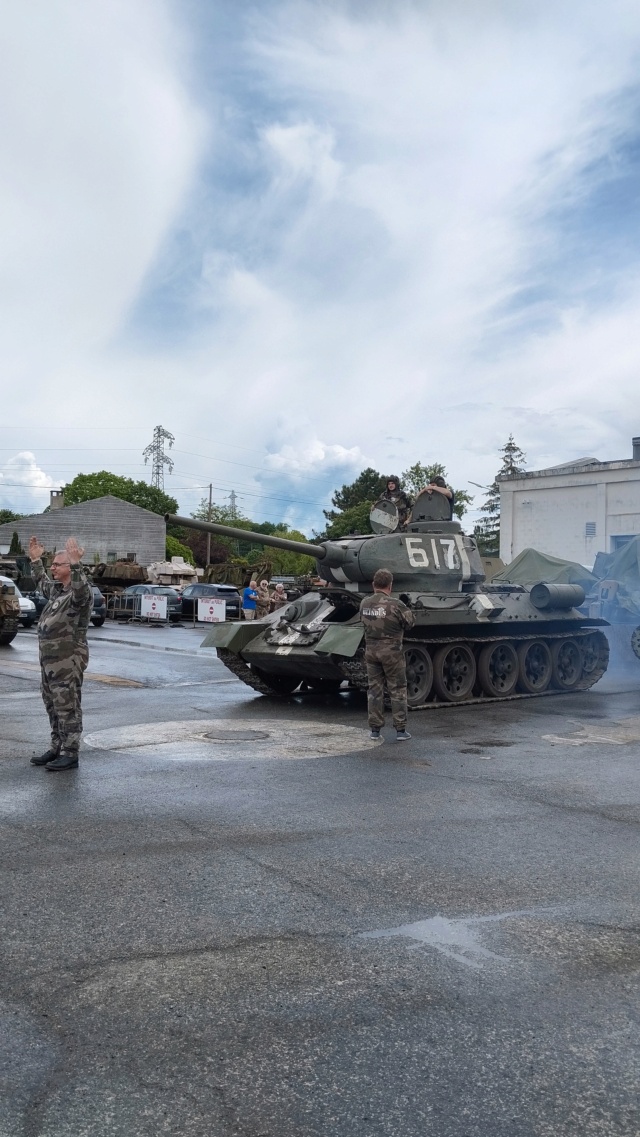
xmin=381 ymin=476 xmax=413 ymax=529
xmin=28 ymin=535 xmax=93 ymax=772
xmin=359 ymin=568 xmax=415 ymax=742
xmin=418 ymin=474 xmax=455 ymax=519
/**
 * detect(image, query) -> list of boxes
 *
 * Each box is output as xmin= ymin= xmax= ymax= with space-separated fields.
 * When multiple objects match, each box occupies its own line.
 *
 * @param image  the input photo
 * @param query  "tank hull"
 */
xmin=204 ymin=588 xmax=609 ymax=708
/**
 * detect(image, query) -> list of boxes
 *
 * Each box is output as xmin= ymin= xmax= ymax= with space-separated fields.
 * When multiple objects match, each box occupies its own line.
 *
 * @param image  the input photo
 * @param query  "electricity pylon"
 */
xmin=143 ymin=425 xmax=175 ymax=491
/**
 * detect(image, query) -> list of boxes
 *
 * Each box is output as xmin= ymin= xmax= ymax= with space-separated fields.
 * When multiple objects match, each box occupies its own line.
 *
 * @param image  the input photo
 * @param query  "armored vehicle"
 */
xmin=0 ymin=577 xmax=20 ymax=646
xmin=167 ymin=493 xmax=609 ymax=708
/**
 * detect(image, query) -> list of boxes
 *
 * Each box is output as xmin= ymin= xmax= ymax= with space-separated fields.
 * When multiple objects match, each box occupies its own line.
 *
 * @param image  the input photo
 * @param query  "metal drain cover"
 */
xmin=84 ymin=718 xmax=382 ymax=762
xmin=204 ymin=729 xmax=269 ymax=741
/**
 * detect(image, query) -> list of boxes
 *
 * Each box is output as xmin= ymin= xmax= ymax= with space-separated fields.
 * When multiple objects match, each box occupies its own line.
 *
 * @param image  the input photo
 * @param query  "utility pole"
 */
xmin=143 ymin=425 xmax=175 ymax=491
xmin=206 ymin=482 xmax=212 ymax=566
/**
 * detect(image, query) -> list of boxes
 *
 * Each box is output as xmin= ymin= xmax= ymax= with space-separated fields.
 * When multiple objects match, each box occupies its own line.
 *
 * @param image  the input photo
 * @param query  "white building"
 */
xmin=499 ymin=438 xmax=640 ymax=566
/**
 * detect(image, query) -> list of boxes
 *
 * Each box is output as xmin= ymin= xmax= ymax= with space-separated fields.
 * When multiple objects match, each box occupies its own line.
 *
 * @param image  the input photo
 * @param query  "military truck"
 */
xmin=0 ymin=578 xmax=20 ymax=646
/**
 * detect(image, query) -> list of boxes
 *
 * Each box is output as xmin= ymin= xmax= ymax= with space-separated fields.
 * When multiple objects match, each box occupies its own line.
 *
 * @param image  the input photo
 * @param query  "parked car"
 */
xmin=21 ymin=585 xmax=106 ymax=628
xmin=111 ymin=584 xmax=182 ymax=622
xmin=0 ymin=576 xmax=36 ymax=628
xmin=180 ymin=583 xmax=241 ymax=621
xmin=91 ymin=586 xmax=107 ymax=627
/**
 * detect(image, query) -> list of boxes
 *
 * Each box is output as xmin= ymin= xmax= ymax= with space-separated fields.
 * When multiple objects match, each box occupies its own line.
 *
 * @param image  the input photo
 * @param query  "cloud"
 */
xmin=0 ymin=0 xmax=204 ymax=390
xmin=0 ymin=452 xmax=54 ymax=515
xmin=2 ymin=1 xmax=640 ymax=536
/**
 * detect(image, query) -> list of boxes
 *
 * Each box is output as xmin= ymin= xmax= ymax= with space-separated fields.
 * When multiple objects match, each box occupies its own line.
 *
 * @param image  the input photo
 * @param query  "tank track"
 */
xmin=218 ymin=630 xmax=609 ymax=708
xmin=217 ymin=648 xmax=288 ymax=696
xmin=337 ymin=629 xmax=609 ymax=710
xmin=0 ymin=617 xmax=20 ymax=646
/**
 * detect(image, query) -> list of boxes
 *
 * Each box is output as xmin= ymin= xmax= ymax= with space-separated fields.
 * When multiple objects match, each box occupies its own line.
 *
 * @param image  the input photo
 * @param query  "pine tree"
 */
xmin=474 ymin=436 xmax=526 ymax=556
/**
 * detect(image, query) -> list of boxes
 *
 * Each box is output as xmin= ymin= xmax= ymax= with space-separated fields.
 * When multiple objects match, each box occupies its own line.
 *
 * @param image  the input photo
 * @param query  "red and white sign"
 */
xmin=140 ymin=594 xmax=168 ymax=620
xmin=198 ymin=597 xmax=226 ymax=623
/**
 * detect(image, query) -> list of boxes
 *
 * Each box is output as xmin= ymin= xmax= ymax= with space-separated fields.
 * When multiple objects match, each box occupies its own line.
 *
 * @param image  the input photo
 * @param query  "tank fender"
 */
xmin=314 ymin=624 xmax=364 ymax=657
xmin=200 ymin=623 xmax=263 ymax=651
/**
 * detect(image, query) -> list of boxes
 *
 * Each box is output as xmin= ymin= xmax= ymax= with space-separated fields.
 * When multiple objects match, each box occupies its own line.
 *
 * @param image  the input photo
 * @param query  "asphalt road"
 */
xmin=1 ymin=622 xmax=639 ymax=1136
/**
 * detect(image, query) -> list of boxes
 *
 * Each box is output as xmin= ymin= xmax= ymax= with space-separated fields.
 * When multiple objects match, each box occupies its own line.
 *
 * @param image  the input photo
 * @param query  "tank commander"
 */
xmin=381 ymin=476 xmax=412 ymax=528
xmin=359 ymin=568 xmax=415 ymax=742
xmin=28 ymin=535 xmax=92 ymax=772
xmin=419 ymin=475 xmax=455 ymax=519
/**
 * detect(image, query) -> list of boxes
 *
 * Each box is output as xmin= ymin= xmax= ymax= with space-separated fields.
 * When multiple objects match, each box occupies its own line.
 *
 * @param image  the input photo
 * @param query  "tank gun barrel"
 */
xmin=165 ymin=514 xmax=326 ymax=560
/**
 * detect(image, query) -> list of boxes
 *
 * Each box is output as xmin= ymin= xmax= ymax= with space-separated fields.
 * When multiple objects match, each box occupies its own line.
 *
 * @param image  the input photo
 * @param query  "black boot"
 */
xmin=45 ymin=752 xmax=79 ymax=771
xmin=30 ymin=749 xmax=60 ymax=766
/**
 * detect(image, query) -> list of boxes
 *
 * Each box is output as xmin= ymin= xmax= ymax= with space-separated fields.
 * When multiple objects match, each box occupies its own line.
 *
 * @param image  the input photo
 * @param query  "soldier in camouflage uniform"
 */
xmin=359 ymin=567 xmax=415 ymax=741
xmin=28 ymin=535 xmax=92 ymax=771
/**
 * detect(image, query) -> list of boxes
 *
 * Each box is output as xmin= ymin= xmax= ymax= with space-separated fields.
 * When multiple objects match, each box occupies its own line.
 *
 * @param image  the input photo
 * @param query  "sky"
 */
xmin=2 ymin=0 xmax=640 ymax=536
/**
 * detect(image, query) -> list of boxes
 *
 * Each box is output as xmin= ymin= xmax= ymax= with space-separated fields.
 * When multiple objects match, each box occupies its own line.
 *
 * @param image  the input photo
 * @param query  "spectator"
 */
xmin=255 ymin=579 xmax=271 ymax=620
xmin=242 ymin=579 xmax=258 ymax=621
xmin=270 ymin=583 xmax=288 ymax=611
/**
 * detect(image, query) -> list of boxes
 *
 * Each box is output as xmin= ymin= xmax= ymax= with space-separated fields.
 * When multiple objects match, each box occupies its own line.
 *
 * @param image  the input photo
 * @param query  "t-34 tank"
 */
xmin=166 ymin=494 xmax=609 ymax=708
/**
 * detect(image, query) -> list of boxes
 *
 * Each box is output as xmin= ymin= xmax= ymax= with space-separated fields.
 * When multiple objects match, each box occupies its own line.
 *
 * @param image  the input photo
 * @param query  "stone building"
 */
xmin=499 ymin=438 xmax=640 ymax=566
xmin=0 ymin=494 xmax=165 ymax=566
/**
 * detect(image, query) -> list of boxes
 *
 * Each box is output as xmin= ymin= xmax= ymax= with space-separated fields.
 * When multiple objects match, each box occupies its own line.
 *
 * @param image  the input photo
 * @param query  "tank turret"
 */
xmin=166 ymin=498 xmax=609 ymax=708
xmin=167 ymin=493 xmax=485 ymax=594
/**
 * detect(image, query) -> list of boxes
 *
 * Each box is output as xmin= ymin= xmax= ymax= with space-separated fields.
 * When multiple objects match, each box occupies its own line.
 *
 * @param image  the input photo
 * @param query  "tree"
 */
xmin=62 ymin=471 xmax=178 ymax=516
xmin=323 ymin=502 xmax=375 ymax=539
xmin=0 ymin=509 xmax=21 ymax=526
xmin=166 ymin=534 xmax=195 ymax=564
xmin=320 ymin=468 xmax=386 ymax=537
xmin=328 ymin=468 xmax=387 ymax=514
xmin=187 ymin=498 xmax=314 ymax=572
xmin=400 ymin=462 xmax=472 ymax=520
xmin=9 ymin=531 xmax=24 ymax=555
xmin=474 ymin=435 xmax=526 ymax=556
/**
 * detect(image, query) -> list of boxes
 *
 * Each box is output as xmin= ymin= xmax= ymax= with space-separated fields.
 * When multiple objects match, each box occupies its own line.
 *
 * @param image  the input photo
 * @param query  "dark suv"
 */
xmin=180 ymin=583 xmax=241 ymax=620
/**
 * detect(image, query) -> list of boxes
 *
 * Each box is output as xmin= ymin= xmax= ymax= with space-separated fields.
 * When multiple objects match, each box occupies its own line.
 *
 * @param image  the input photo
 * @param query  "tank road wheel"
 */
xmin=631 ymin=627 xmax=640 ymax=662
xmin=404 ymin=645 xmax=433 ymax=707
xmin=432 ymin=643 xmax=476 ymax=702
xmin=551 ymin=638 xmax=583 ymax=691
xmin=252 ymin=669 xmax=301 ymax=695
xmin=516 ymin=640 xmax=552 ymax=693
xmin=478 ymin=641 xmax=519 ymax=697
xmin=581 ymin=632 xmax=604 ymax=675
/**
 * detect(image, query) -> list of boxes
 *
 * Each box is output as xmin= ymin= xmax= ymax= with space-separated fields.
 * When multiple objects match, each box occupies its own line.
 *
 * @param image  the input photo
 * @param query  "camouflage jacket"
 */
xmin=359 ymin=591 xmax=415 ymax=642
xmin=32 ymin=559 xmax=92 ymax=661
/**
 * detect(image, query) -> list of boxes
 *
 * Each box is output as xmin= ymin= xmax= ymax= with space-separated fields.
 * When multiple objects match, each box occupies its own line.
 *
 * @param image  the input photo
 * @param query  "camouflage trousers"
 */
xmin=365 ymin=639 xmax=408 ymax=731
xmin=40 ymin=648 xmax=88 ymax=755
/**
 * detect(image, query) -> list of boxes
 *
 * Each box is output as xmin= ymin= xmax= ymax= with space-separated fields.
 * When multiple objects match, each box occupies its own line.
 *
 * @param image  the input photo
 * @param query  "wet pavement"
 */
xmin=1 ymin=623 xmax=639 ymax=1136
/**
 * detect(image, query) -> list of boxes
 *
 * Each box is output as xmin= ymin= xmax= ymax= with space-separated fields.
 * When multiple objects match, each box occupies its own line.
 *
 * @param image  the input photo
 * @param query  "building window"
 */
xmin=585 ymin=522 xmax=596 ymax=537
xmin=107 ymin=551 xmax=117 ymax=563
xmin=611 ymin=535 xmax=634 ymax=552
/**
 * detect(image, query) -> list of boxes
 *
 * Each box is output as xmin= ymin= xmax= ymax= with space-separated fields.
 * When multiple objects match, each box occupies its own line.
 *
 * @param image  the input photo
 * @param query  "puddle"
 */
xmin=543 ymin=715 xmax=640 ymax=748
xmin=360 ymin=907 xmax=559 ymax=969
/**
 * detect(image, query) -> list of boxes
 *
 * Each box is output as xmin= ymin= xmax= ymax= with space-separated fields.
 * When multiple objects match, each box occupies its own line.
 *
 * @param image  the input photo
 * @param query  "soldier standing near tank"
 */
xmin=28 ymin=535 xmax=92 ymax=772
xmin=381 ymin=476 xmax=412 ymax=529
xmin=359 ymin=568 xmax=415 ymax=741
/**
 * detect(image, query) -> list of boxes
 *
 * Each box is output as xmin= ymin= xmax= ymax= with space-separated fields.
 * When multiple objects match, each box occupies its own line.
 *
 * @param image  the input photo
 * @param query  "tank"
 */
xmin=0 ymin=578 xmax=20 ymax=646
xmin=166 ymin=493 xmax=609 ymax=708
